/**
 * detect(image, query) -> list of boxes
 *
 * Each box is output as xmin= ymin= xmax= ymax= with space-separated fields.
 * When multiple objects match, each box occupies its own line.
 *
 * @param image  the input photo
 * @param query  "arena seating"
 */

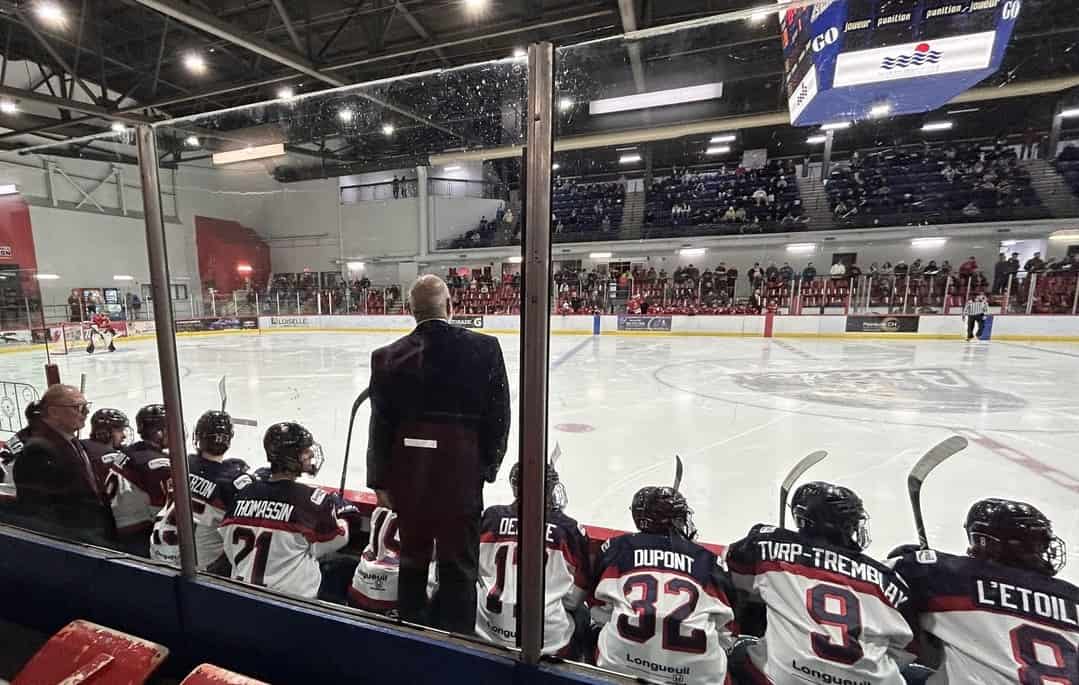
xmin=826 ymin=142 xmax=1045 ymax=227
xmin=552 ymin=179 xmax=625 ymax=235
xmin=645 ymin=160 xmax=805 ymax=236
xmin=1053 ymin=145 xmax=1079 ymax=198
xmin=12 ymin=620 xmax=168 ymax=685
xmin=181 ymin=664 xmax=270 ymax=684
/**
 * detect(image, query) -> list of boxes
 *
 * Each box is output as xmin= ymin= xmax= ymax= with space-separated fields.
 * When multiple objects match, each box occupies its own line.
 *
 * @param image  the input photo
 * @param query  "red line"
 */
xmin=955 ymin=429 xmax=1079 ymax=495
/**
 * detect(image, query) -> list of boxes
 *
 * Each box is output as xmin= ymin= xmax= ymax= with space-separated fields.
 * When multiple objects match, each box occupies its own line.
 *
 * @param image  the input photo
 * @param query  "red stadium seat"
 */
xmin=181 ymin=664 xmax=270 ymax=685
xmin=13 ymin=620 xmax=168 ymax=685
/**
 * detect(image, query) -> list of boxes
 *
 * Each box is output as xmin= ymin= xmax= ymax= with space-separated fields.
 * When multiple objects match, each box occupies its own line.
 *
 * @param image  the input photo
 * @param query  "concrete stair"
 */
xmin=619 ymin=190 xmax=645 ymax=239
xmin=1022 ymin=158 xmax=1079 ymax=219
xmin=797 ymin=176 xmax=837 ymax=231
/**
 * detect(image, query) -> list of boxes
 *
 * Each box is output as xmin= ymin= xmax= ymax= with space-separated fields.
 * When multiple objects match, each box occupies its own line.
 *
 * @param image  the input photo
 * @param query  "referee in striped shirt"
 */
xmin=964 ymin=293 xmax=990 ymax=341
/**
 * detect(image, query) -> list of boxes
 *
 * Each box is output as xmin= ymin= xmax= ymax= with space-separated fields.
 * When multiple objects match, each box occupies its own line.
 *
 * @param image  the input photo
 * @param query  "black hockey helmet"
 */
xmin=24 ymin=400 xmax=43 ymax=426
xmin=509 ymin=462 xmax=567 ymax=511
xmin=965 ymin=498 xmax=1066 ymax=576
xmin=90 ymin=408 xmax=129 ymax=444
xmin=195 ymin=410 xmax=234 ymax=456
xmin=136 ymin=404 xmax=167 ymax=443
xmin=630 ymin=487 xmax=696 ymax=540
xmin=263 ymin=422 xmax=322 ymax=476
xmin=791 ymin=481 xmax=870 ymax=552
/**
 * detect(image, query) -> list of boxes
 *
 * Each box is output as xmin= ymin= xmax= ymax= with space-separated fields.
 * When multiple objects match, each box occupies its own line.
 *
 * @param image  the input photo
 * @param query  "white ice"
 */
xmin=12 ymin=332 xmax=1079 ymax=583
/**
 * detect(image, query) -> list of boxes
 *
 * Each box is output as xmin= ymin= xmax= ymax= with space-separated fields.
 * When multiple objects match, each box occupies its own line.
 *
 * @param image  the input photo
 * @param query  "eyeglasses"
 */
xmin=54 ymin=402 xmax=92 ymax=415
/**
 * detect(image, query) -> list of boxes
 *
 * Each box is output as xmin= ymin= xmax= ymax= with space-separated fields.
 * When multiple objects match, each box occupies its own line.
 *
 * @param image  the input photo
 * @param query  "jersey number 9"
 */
xmin=806 ymin=584 xmax=863 ymax=665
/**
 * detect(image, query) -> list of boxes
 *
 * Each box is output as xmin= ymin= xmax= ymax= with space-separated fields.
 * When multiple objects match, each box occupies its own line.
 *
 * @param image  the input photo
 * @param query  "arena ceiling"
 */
xmin=0 ymin=0 xmax=1075 ymax=178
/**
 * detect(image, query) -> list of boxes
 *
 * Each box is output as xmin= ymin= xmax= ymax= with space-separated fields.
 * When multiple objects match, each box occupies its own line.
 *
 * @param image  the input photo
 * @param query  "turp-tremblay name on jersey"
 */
xmin=232 ymin=499 xmax=294 ymax=522
xmin=976 ymin=580 xmax=1079 ymax=625
xmin=755 ymin=540 xmax=908 ymax=608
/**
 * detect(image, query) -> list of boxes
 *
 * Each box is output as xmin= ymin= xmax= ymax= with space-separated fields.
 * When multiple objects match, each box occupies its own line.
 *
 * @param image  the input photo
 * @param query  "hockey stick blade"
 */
xmin=779 ymin=450 xmax=828 ymax=529
xmin=673 ymin=455 xmax=684 ymax=493
xmin=908 ymin=435 xmax=967 ymax=549
xmin=218 ymin=376 xmax=227 ymax=412
xmin=549 ymin=442 xmax=562 ymax=466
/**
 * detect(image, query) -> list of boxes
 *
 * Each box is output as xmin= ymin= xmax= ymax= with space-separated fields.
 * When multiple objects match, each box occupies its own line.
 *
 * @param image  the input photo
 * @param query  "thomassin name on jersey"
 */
xmin=755 ymin=540 xmax=909 ymax=608
xmin=231 ymin=499 xmax=294 ymax=522
xmin=792 ymin=660 xmax=870 ymax=685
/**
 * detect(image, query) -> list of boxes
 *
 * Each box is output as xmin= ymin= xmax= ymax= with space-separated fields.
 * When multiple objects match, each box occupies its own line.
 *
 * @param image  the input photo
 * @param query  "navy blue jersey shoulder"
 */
xmin=187 ymin=455 xmax=251 ymax=510
xmin=894 ymin=550 xmax=1079 ymax=631
xmin=599 ymin=532 xmax=721 ymax=588
xmin=226 ymin=479 xmax=338 ymax=538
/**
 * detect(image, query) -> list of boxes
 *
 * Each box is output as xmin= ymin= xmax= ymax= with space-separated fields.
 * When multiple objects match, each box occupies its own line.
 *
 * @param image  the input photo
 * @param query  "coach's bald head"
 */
xmin=410 ymin=274 xmax=452 ymax=324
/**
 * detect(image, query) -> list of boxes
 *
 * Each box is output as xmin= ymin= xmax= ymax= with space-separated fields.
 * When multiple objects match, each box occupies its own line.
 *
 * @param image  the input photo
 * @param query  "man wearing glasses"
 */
xmin=12 ymin=384 xmax=115 ymax=546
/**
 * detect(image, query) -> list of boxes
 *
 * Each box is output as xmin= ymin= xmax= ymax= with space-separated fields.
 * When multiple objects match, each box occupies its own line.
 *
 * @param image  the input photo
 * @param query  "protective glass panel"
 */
xmin=546 ymin=5 xmax=1079 ymax=684
xmin=152 ymin=57 xmax=526 ymax=645
xmin=0 ymin=127 xmax=168 ymax=556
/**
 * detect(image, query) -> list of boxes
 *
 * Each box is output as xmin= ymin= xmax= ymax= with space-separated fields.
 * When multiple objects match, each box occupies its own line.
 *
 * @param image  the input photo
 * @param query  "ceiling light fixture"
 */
xmin=921 ymin=121 xmax=954 ymax=132
xmin=869 ymin=103 xmax=892 ymax=118
xmin=381 ymin=123 xmax=395 ymax=136
xmin=508 ymin=255 xmax=523 ymax=264
xmin=184 ymin=135 xmax=200 ymax=147
xmin=346 ymin=261 xmax=365 ymax=270
xmin=558 ymin=98 xmax=574 ymax=112
xmin=1049 ymin=230 xmax=1079 ymax=241
xmin=337 ymin=109 xmax=354 ymax=123
xmin=590 ymin=82 xmax=724 ymax=115
xmin=820 ymin=121 xmax=851 ymax=131
xmin=35 ymin=2 xmax=65 ymax=26
xmin=113 ymin=275 xmax=134 ymax=281
xmin=212 ymin=143 xmax=286 ymax=166
xmin=513 ymin=47 xmax=527 ymax=59
xmin=276 ymin=86 xmax=295 ymax=100
xmin=110 ymin=122 xmax=127 ymax=133
xmin=0 ymin=185 xmax=17 ymax=195
xmin=710 ymin=134 xmax=736 ymax=143
xmin=619 ymin=154 xmax=642 ymax=164
xmin=678 ymin=247 xmax=706 ymax=257
xmin=786 ymin=243 xmax=816 ymax=253
xmin=1059 ymin=108 xmax=1079 ymax=119
xmin=183 ymin=53 xmax=207 ymax=75
xmin=34 ymin=273 xmax=61 ymax=280
xmin=911 ymin=237 xmax=949 ymax=248
xmin=0 ymin=101 xmax=17 ymax=115
xmin=552 ymin=162 xmax=561 ymax=170
xmin=807 ymin=135 xmax=828 ymax=144
xmin=706 ymin=146 xmax=731 ymax=155
xmin=589 ymin=252 xmax=613 ymax=259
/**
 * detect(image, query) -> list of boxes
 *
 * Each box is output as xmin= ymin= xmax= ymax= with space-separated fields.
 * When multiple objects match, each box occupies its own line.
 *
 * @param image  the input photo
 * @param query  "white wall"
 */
xmin=341 ymin=198 xmax=421 ymax=258
xmin=429 ymin=196 xmax=506 ymax=244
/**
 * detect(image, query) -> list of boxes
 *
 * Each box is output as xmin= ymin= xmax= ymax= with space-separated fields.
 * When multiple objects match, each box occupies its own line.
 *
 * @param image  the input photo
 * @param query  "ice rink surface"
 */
xmin=14 ymin=330 xmax=1079 ymax=583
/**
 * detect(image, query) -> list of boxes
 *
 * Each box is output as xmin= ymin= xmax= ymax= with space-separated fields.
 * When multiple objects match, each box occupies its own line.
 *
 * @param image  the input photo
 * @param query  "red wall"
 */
xmin=0 ymin=196 xmax=41 ymax=300
xmin=194 ymin=216 xmax=270 ymax=293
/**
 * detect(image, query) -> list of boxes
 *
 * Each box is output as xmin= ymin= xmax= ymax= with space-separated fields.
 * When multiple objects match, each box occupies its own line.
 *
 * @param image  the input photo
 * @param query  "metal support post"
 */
xmin=1004 ymin=274 xmax=1013 ymax=315
xmin=114 ymin=164 xmax=127 ymax=215
xmin=45 ymin=161 xmax=57 ymax=206
xmin=296 ymin=291 xmax=301 ymax=314
xmin=1026 ymin=273 xmax=1037 ymax=314
xmin=822 ymin=130 xmax=835 ymax=179
xmin=519 ymin=41 xmax=554 ymax=667
xmin=232 ymin=291 xmax=238 ymax=315
xmin=134 ymin=125 xmax=196 ymax=577
xmin=965 ymin=277 xmax=972 ymax=305
xmin=328 ymin=291 xmax=334 ymax=314
xmin=210 ymin=291 xmax=217 ymax=317
xmin=845 ymin=277 xmax=853 ymax=314
xmin=275 ymin=292 xmax=281 ymax=315
xmin=255 ymin=291 xmax=260 ymax=315
xmin=1072 ymin=276 xmax=1079 ymax=315
xmin=902 ymin=276 xmax=910 ymax=314
xmin=317 ymin=291 xmax=323 ymax=315
xmin=943 ymin=276 xmax=953 ymax=314
xmin=24 ymin=297 xmax=32 ymax=331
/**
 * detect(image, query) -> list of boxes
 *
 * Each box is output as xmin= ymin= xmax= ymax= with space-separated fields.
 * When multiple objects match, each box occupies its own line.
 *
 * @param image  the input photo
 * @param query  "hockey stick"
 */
xmin=779 ymin=450 xmax=828 ymax=529
xmin=673 ymin=454 xmax=684 ymax=492
xmin=908 ymin=435 xmax=968 ymax=549
xmin=217 ymin=376 xmax=258 ymax=427
xmin=338 ymin=387 xmax=370 ymax=495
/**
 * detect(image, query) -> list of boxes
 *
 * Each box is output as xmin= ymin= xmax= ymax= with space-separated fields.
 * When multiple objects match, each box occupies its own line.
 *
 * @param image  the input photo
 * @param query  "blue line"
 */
xmin=551 ymin=336 xmax=594 ymax=370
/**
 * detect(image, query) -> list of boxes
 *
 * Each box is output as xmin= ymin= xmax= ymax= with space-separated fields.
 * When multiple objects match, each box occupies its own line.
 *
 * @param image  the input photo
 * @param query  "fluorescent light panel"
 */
xmin=710 ymin=134 xmax=736 ymax=143
xmin=1049 ymin=230 xmax=1079 ymax=241
xmin=113 ymin=275 xmax=134 ymax=281
xmin=0 ymin=184 xmax=17 ymax=195
xmin=212 ymin=143 xmax=286 ymax=166
xmin=35 ymin=273 xmax=60 ymax=280
xmin=911 ymin=237 xmax=948 ymax=247
xmin=619 ymin=154 xmax=642 ymax=164
xmin=786 ymin=243 xmax=816 ymax=253
xmin=706 ymin=146 xmax=731 ymax=155
xmin=807 ymin=135 xmax=828 ymax=144
xmin=820 ymin=121 xmax=851 ymax=131
xmin=589 ymin=82 xmax=724 ymax=115
xmin=444 ymin=165 xmax=461 ymax=172
xmin=869 ymin=104 xmax=892 ymax=118
xmin=346 ymin=261 xmax=365 ymax=270
xmin=922 ymin=121 xmax=954 ymax=131
xmin=1060 ymin=108 xmax=1079 ymax=119
xmin=589 ymin=252 xmax=613 ymax=259
xmin=508 ymin=256 xmax=523 ymax=263
xmin=678 ymin=248 xmax=706 ymax=256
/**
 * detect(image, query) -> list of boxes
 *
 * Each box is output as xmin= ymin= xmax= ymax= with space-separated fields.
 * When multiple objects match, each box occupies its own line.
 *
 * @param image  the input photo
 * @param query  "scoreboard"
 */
xmin=782 ymin=0 xmax=1022 ymax=126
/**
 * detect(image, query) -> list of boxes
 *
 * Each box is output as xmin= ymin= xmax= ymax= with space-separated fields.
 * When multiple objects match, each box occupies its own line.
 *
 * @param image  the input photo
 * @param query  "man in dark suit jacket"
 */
xmin=12 ymin=384 xmax=115 ymax=546
xmin=367 ymin=275 xmax=510 ymax=633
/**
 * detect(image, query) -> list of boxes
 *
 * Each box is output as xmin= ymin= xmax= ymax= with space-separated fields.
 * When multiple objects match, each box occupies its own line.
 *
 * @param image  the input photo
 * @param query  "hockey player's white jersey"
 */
xmin=591 ymin=532 xmax=736 ymax=685
xmin=348 ymin=506 xmax=437 ymax=614
xmin=150 ymin=455 xmax=252 ymax=570
xmin=221 ymin=479 xmax=349 ymax=599
xmin=726 ymin=525 xmax=915 ymax=685
xmin=0 ymin=430 xmax=29 ymax=502
xmin=475 ymin=503 xmax=590 ymax=655
xmin=894 ymin=549 xmax=1079 ymax=685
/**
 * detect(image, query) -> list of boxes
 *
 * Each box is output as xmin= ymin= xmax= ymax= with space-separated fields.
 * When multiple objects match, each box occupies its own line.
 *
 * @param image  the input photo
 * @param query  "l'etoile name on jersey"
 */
xmin=756 ymin=540 xmax=908 ymax=608
xmin=189 ymin=474 xmax=217 ymax=500
xmin=976 ymin=579 xmax=1079 ymax=627
xmin=232 ymin=499 xmax=294 ymax=522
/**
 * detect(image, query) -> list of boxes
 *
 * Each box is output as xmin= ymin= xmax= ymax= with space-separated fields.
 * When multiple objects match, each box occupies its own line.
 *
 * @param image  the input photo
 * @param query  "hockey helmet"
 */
xmin=630 ymin=486 xmax=696 ymax=540
xmin=90 ymin=408 xmax=130 ymax=445
xmin=790 ymin=481 xmax=871 ymax=552
xmin=263 ymin=422 xmax=322 ymax=476
xmin=965 ymin=498 xmax=1066 ymax=576
xmin=195 ymin=410 xmax=234 ymax=456
xmin=135 ymin=404 xmax=167 ymax=443
xmin=509 ymin=461 xmax=567 ymax=511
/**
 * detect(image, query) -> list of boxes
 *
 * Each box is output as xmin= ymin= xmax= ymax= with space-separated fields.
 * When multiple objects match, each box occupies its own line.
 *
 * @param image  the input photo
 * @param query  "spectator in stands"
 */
xmin=802 ymin=263 xmax=817 ymax=281
xmin=923 ymin=260 xmax=940 ymax=276
xmin=479 ymin=216 xmax=488 ymax=233
xmin=1024 ymin=252 xmax=1046 ymax=273
xmin=765 ymin=262 xmax=779 ymax=283
xmin=992 ymin=254 xmax=1009 ymax=294
xmin=779 ymin=262 xmax=794 ymax=283
xmin=894 ymin=260 xmax=909 ymax=278
xmin=723 ymin=206 xmax=737 ymax=222
xmin=848 ymin=262 xmax=862 ymax=280
xmin=68 ymin=290 xmax=82 ymax=322
xmin=392 ymin=175 xmax=401 ymax=199
xmin=960 ymin=256 xmax=979 ymax=282
xmin=734 ymin=206 xmax=747 ymax=222
xmin=753 ymin=187 xmax=768 ymax=206
xmin=748 ymin=263 xmax=764 ymax=287
xmin=939 ymin=260 xmax=952 ymax=277
xmin=601 ymin=214 xmax=612 ymax=231
xmin=829 ymin=261 xmax=846 ymax=279
xmin=962 ymin=201 xmax=981 ymax=217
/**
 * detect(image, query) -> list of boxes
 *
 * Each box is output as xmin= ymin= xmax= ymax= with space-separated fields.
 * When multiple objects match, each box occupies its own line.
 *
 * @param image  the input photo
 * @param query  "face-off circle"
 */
xmin=554 ymin=423 xmax=594 ymax=433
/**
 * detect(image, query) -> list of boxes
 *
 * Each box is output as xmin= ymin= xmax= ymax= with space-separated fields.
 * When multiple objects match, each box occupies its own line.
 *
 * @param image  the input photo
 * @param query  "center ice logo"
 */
xmin=732 ymin=367 xmax=1025 ymax=413
xmin=881 ymin=43 xmax=942 ymax=71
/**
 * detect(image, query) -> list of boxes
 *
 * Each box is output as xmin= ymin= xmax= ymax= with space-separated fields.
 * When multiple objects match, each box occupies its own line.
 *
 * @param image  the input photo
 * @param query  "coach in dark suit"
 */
xmin=367 ymin=275 xmax=510 ymax=633
xmin=13 ymin=384 xmax=115 ymax=546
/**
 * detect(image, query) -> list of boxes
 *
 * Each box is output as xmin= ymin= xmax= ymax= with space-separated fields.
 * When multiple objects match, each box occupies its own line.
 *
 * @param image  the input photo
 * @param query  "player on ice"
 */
xmin=475 ymin=455 xmax=591 ymax=656
xmin=590 ymin=465 xmax=736 ymax=684
xmin=725 ymin=482 xmax=915 ymax=684
xmin=221 ymin=422 xmax=357 ymax=599
xmin=86 ymin=312 xmax=117 ymax=354
xmin=891 ymin=498 xmax=1078 ymax=684
xmin=150 ymin=410 xmax=253 ymax=572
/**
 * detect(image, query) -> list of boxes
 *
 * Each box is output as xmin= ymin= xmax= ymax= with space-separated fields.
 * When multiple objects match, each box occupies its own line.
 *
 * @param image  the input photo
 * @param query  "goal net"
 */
xmin=36 ymin=325 xmax=71 ymax=356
